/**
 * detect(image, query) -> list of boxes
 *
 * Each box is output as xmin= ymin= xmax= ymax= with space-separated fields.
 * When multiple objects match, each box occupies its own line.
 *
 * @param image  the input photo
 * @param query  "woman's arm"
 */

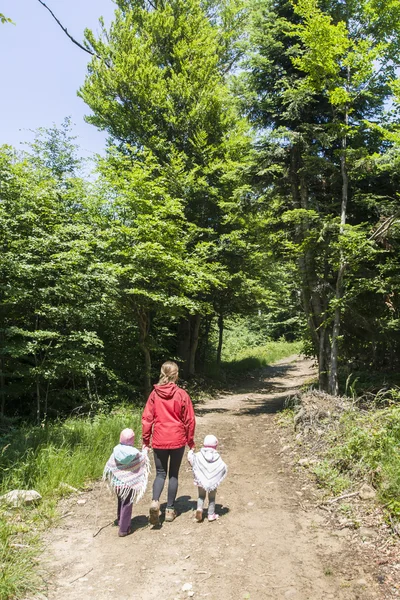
xmin=182 ymin=392 xmax=196 ymax=449
xmin=141 ymin=393 xmax=155 ymax=447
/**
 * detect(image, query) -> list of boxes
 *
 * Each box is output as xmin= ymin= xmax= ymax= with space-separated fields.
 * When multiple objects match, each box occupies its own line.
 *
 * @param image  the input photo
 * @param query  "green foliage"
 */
xmin=0 ymin=517 xmax=41 ymax=600
xmin=312 ymin=460 xmax=352 ymax=495
xmin=0 ymin=407 xmax=141 ymax=495
xmin=25 ymin=117 xmax=82 ymax=180
xmin=219 ymin=314 xmax=302 ymax=357
xmin=79 ymin=0 xmax=274 ymax=381
xmin=0 ymin=13 xmax=13 ymax=25
xmin=222 ymin=340 xmax=301 ymax=374
xmin=242 ymin=0 xmax=400 ymax=391
xmin=313 ymin=405 xmax=400 ymax=514
xmin=0 ymin=139 xmax=124 ymax=420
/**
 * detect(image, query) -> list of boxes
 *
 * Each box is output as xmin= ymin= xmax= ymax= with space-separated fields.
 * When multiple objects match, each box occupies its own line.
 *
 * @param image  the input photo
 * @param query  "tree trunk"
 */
xmin=36 ymin=375 xmax=41 ymax=425
xmin=291 ymin=142 xmax=340 ymax=392
xmin=199 ymin=315 xmax=213 ymax=371
xmin=178 ymin=315 xmax=201 ymax=378
xmin=329 ymin=99 xmax=349 ymax=396
xmin=329 ymin=263 xmax=346 ymax=395
xmin=178 ymin=317 xmax=191 ymax=378
xmin=0 ymin=325 xmax=5 ymax=417
xmin=293 ymin=147 xmax=331 ymax=391
xmin=188 ymin=314 xmax=201 ymax=377
xmin=0 ymin=355 xmax=5 ymax=419
xmin=318 ymin=324 xmax=330 ymax=391
xmin=86 ymin=377 xmax=93 ymax=402
xmin=34 ymin=315 xmax=41 ymax=424
xmin=137 ymin=308 xmax=152 ymax=397
xmin=44 ymin=381 xmax=50 ymax=422
xmin=216 ymin=314 xmax=224 ymax=367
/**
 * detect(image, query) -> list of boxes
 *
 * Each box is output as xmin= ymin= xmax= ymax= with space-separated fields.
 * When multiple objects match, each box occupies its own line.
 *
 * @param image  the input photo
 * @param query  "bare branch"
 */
xmin=370 ymin=210 xmax=400 ymax=241
xmin=36 ymin=0 xmax=102 ymax=61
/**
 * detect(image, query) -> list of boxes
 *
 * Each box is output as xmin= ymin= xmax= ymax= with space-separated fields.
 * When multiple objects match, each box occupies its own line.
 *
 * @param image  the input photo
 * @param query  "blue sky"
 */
xmin=0 ymin=0 xmax=116 ymax=159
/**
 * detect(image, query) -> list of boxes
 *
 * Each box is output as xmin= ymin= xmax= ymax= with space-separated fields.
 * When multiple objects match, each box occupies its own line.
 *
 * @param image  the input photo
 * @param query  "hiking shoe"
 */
xmin=195 ymin=509 xmax=203 ymax=522
xmin=165 ymin=507 xmax=177 ymax=522
xmin=149 ymin=500 xmax=160 ymax=525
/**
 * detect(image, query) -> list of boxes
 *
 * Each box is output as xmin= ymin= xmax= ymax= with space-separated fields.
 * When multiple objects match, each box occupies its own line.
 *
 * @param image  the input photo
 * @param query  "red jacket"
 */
xmin=142 ymin=383 xmax=196 ymax=449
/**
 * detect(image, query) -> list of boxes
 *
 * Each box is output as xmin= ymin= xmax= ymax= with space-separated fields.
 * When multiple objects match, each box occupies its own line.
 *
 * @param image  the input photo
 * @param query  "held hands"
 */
xmin=187 ymin=448 xmax=194 ymax=464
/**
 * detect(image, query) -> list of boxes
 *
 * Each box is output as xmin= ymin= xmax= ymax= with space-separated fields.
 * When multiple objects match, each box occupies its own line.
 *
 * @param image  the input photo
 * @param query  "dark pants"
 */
xmin=152 ymin=447 xmax=185 ymax=507
xmin=117 ymin=491 xmax=132 ymax=535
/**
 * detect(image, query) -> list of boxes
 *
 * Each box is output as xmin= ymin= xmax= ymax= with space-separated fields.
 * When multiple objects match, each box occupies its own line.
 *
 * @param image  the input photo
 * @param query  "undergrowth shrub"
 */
xmin=319 ymin=405 xmax=400 ymax=515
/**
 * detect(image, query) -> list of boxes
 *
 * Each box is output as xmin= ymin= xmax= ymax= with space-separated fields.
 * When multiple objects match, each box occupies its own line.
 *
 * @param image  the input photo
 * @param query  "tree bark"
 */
xmin=0 ymin=355 xmax=5 ymax=419
xmin=44 ymin=381 xmax=50 ymax=422
xmin=216 ymin=314 xmax=224 ymax=368
xmin=86 ymin=377 xmax=93 ymax=402
xmin=0 ymin=324 xmax=5 ymax=418
xmin=36 ymin=374 xmax=41 ymax=425
xmin=178 ymin=315 xmax=201 ymax=378
xmin=178 ymin=317 xmax=191 ymax=378
xmin=188 ymin=314 xmax=201 ymax=377
xmin=329 ymin=97 xmax=349 ymax=396
xmin=137 ymin=308 xmax=152 ymax=397
xmin=291 ymin=144 xmax=330 ymax=391
xmin=318 ymin=323 xmax=330 ymax=391
xmin=199 ymin=315 xmax=213 ymax=371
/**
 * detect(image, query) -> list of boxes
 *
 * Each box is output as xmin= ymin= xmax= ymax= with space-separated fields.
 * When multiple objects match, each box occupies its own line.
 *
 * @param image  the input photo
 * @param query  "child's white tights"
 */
xmin=197 ymin=487 xmax=216 ymax=516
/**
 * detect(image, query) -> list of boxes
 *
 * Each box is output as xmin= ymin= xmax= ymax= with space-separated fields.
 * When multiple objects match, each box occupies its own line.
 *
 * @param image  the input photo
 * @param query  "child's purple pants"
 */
xmin=117 ymin=491 xmax=132 ymax=535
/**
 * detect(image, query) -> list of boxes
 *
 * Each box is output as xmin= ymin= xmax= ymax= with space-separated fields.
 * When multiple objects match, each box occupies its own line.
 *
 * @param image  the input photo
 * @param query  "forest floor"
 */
xmin=39 ymin=357 xmax=395 ymax=600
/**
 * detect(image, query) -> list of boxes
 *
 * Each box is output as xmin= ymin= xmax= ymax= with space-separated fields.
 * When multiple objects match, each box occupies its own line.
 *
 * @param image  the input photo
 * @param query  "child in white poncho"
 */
xmin=187 ymin=434 xmax=227 ymax=522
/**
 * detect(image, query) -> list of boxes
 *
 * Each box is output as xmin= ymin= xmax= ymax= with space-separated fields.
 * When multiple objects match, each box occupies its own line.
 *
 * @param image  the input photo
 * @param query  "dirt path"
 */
xmin=42 ymin=357 xmax=382 ymax=600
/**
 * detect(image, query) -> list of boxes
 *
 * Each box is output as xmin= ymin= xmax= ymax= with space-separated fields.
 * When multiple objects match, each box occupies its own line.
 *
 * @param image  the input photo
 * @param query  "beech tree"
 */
xmin=79 ymin=0 xmax=256 ymax=377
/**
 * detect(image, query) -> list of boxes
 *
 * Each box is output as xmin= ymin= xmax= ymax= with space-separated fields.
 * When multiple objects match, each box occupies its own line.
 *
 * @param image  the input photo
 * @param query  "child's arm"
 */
xmin=187 ymin=448 xmax=194 ymax=465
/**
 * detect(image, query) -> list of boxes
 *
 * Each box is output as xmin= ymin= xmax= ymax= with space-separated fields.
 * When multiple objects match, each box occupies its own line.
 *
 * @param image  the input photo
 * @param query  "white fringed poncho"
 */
xmin=103 ymin=444 xmax=150 ymax=504
xmin=188 ymin=447 xmax=227 ymax=492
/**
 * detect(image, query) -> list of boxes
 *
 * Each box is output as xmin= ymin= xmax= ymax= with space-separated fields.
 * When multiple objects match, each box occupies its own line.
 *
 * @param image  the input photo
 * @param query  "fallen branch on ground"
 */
xmin=318 ymin=491 xmax=359 ymax=506
xmin=70 ymin=568 xmax=93 ymax=584
xmin=93 ymin=521 xmax=113 ymax=538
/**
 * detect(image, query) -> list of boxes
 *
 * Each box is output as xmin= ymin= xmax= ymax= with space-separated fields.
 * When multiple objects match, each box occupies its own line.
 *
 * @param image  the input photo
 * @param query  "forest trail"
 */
xmin=41 ymin=357 xmax=382 ymax=600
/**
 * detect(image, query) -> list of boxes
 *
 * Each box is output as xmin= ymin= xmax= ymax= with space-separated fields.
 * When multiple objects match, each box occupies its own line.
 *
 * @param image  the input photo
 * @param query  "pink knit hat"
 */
xmin=119 ymin=428 xmax=135 ymax=446
xmin=203 ymin=434 xmax=218 ymax=448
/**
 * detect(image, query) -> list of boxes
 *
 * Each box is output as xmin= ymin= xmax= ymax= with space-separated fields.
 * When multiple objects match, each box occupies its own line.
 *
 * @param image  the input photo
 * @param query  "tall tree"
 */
xmin=79 ymin=0 xmax=255 ymax=377
xmin=243 ymin=0 xmax=400 ymax=393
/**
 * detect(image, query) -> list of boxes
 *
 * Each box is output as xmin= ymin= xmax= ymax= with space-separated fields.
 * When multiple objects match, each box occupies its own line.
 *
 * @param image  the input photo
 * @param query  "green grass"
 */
xmin=222 ymin=340 xmax=302 ymax=374
xmin=0 ymin=406 xmax=142 ymax=600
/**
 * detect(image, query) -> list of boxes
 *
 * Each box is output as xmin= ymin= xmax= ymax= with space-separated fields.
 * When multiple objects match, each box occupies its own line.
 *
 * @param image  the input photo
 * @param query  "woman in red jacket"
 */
xmin=142 ymin=360 xmax=195 ymax=525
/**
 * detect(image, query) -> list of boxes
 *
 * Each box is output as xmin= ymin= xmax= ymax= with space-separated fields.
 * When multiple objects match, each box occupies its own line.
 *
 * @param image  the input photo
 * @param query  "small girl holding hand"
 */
xmin=187 ymin=434 xmax=227 ymax=522
xmin=103 ymin=428 xmax=150 ymax=537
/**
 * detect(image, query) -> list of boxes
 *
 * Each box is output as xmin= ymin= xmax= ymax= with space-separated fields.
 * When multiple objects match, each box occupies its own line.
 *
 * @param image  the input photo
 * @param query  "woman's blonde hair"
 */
xmin=158 ymin=361 xmax=179 ymax=385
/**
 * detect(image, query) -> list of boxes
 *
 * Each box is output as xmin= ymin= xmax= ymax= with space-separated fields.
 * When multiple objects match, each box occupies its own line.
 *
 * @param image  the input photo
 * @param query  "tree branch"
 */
xmin=370 ymin=210 xmax=400 ymax=241
xmin=36 ymin=0 xmax=102 ymax=61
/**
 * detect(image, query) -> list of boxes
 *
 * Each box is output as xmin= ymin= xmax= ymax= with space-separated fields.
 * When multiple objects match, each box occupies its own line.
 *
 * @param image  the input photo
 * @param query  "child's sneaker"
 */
xmin=195 ymin=509 xmax=203 ymax=522
xmin=165 ymin=507 xmax=177 ymax=522
xmin=208 ymin=513 xmax=219 ymax=522
xmin=149 ymin=500 xmax=160 ymax=525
